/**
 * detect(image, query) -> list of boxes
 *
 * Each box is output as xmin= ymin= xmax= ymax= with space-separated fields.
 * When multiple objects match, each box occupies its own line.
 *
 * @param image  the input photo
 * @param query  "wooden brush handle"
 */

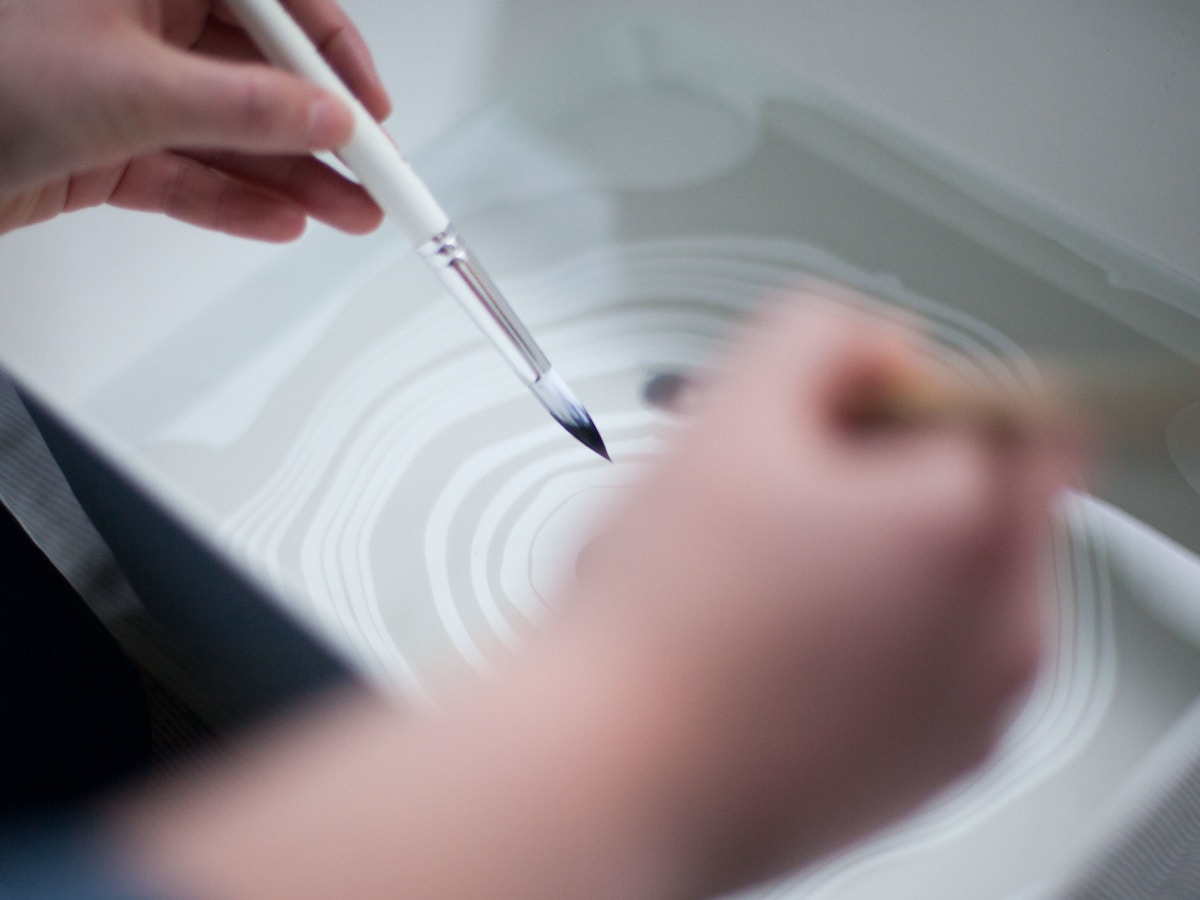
xmin=857 ymin=357 xmax=1200 ymax=444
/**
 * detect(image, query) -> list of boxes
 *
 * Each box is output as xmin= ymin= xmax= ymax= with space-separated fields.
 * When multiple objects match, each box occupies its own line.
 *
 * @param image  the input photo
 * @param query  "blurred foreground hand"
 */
xmin=562 ymin=292 xmax=1080 ymax=894
xmin=109 ymin=291 xmax=1080 ymax=899
xmin=0 ymin=0 xmax=389 ymax=239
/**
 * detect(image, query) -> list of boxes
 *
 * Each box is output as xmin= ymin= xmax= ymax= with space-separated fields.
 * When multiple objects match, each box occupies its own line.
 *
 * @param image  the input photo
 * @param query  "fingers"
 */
xmin=709 ymin=289 xmax=923 ymax=436
xmin=776 ymin=291 xmax=1079 ymax=716
xmin=716 ymin=289 xmax=1079 ymax=597
xmin=106 ymin=153 xmax=308 ymax=241
xmin=212 ymin=0 xmax=392 ymax=120
xmin=115 ymin=38 xmax=355 ymax=156
xmin=189 ymin=16 xmax=263 ymax=65
xmin=0 ymin=0 xmax=393 ymax=235
xmin=103 ymin=149 xmax=383 ymax=240
xmin=1 ymin=160 xmax=304 ymax=240
xmin=107 ymin=0 xmax=397 ymax=156
xmin=286 ymin=0 xmax=392 ymax=120
xmin=8 ymin=149 xmax=382 ymax=241
xmin=185 ymin=149 xmax=383 ymax=233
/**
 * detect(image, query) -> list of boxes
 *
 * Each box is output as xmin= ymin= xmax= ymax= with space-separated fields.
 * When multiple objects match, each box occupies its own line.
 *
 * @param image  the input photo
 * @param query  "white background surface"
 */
xmin=1 ymin=0 xmax=1197 ymax=406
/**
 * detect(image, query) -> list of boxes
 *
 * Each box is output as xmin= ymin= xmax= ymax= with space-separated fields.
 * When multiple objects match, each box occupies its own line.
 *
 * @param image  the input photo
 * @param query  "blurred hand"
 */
xmin=107 ymin=291 xmax=1080 ymax=900
xmin=561 ymin=292 xmax=1080 ymax=893
xmin=0 ymin=0 xmax=389 ymax=239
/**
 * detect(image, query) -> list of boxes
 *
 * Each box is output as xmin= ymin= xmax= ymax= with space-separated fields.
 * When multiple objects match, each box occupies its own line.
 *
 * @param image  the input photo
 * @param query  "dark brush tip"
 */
xmin=565 ymin=415 xmax=611 ymax=462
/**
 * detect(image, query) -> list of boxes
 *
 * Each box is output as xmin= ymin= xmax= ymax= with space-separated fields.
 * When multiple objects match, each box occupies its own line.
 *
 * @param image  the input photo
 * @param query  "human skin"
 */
xmin=1 ymin=5 xmax=1078 ymax=895
xmin=105 ymin=296 xmax=1079 ymax=899
xmin=0 ymin=0 xmax=389 ymax=239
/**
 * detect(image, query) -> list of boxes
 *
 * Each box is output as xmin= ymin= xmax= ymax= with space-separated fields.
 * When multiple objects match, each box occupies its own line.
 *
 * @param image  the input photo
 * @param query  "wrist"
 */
xmin=509 ymin=599 xmax=802 ymax=900
xmin=447 ymin=613 xmax=700 ymax=899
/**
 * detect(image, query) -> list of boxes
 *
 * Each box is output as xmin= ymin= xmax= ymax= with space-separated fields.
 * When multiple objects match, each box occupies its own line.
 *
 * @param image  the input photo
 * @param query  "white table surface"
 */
xmin=1 ymin=0 xmax=1197 ymax=409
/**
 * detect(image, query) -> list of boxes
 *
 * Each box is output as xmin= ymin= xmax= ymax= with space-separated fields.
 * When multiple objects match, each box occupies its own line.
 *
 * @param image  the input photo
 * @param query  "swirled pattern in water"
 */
xmin=180 ymin=235 xmax=1112 ymax=897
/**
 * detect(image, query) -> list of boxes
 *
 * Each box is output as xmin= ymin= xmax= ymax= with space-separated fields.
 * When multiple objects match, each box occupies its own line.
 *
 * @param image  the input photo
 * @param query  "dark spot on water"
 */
xmin=642 ymin=370 xmax=692 ymax=412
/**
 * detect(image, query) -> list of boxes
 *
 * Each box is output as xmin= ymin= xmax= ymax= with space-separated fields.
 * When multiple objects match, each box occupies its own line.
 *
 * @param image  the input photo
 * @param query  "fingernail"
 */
xmin=308 ymin=95 xmax=352 ymax=150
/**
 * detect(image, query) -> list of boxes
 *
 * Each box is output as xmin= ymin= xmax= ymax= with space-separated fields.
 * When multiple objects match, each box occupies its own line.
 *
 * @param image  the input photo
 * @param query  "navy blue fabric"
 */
xmin=0 ymin=500 xmax=151 ymax=817
xmin=0 ymin=819 xmax=161 ymax=899
xmin=0 ymin=500 xmax=161 ymax=896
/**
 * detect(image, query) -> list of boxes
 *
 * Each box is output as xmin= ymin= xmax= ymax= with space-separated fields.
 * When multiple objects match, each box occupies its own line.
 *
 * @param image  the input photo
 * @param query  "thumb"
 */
xmin=115 ymin=40 xmax=354 ymax=155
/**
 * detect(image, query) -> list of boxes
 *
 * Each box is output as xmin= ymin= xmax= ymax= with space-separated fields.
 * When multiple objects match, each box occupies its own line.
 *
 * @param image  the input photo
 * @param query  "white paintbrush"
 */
xmin=223 ymin=0 xmax=609 ymax=460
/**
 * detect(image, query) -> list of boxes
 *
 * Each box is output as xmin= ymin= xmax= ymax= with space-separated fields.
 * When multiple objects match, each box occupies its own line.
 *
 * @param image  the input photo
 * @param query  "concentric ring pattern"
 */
xmin=180 ymin=235 xmax=1111 ymax=895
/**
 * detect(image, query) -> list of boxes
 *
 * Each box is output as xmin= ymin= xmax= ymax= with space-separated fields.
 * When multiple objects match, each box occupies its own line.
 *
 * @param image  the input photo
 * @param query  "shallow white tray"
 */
xmin=80 ymin=19 xmax=1200 ymax=899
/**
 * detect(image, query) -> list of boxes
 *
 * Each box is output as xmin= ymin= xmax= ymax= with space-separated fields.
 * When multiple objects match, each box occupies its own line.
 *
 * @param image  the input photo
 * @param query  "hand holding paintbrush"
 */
xmin=106 ymin=291 xmax=1088 ymax=899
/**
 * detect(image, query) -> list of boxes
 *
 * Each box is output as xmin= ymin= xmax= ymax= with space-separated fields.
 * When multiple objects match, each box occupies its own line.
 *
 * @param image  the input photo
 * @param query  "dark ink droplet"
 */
xmin=642 ymin=370 xmax=692 ymax=413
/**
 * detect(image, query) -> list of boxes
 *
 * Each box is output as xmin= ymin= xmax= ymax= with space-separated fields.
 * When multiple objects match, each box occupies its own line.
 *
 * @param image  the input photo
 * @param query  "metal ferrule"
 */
xmin=417 ymin=227 xmax=467 ymax=268
xmin=417 ymin=229 xmax=550 ymax=384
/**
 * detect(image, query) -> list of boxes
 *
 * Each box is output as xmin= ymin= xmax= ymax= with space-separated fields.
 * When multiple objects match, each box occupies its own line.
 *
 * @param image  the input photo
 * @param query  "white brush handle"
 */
xmin=222 ymin=0 xmax=608 ymax=457
xmin=224 ymin=0 xmax=450 ymax=244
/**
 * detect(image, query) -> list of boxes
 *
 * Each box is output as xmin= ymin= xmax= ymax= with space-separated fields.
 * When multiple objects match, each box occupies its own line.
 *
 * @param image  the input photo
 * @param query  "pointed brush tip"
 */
xmin=531 ymin=370 xmax=610 ymax=461
xmin=565 ymin=416 xmax=611 ymax=462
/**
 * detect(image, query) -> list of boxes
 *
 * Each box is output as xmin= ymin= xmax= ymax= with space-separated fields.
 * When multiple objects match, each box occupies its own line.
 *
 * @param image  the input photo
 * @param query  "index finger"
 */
xmin=215 ymin=0 xmax=392 ymax=120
